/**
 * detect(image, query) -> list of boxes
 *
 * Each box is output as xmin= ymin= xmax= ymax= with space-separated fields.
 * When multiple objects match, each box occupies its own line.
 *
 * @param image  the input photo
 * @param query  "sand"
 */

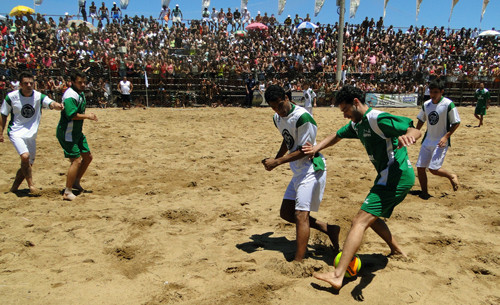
xmin=0 ymin=106 xmax=499 ymax=305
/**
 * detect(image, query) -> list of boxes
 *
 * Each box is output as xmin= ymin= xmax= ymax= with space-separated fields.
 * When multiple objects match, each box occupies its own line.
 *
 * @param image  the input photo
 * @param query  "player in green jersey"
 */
xmin=474 ymin=83 xmax=490 ymax=127
xmin=56 ymin=70 xmax=98 ymax=201
xmin=303 ymin=85 xmax=421 ymax=290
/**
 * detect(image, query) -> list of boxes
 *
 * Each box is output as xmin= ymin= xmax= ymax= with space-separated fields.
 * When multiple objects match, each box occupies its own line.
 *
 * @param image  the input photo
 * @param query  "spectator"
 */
xmin=98 ymin=2 xmax=110 ymax=25
xmin=171 ymin=4 xmax=183 ymax=27
xmin=111 ymin=2 xmax=122 ymax=24
xmin=89 ymin=1 xmax=97 ymax=25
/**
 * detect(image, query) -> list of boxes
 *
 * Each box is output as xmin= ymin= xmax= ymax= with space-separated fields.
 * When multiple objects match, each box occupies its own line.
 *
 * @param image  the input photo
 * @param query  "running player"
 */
xmin=416 ymin=80 xmax=460 ymax=199
xmin=262 ymin=85 xmax=340 ymax=262
xmin=0 ymin=71 xmax=64 ymax=193
xmin=56 ymin=70 xmax=98 ymax=201
xmin=303 ymin=85 xmax=421 ymax=289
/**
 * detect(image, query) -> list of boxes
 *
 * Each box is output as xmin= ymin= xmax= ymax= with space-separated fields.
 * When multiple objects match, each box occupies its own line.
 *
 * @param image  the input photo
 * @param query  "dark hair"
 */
xmin=334 ymin=85 xmax=365 ymax=106
xmin=18 ymin=71 xmax=34 ymax=82
xmin=265 ymin=85 xmax=286 ymax=103
xmin=428 ymin=80 xmax=445 ymax=90
xmin=70 ymin=69 xmax=86 ymax=82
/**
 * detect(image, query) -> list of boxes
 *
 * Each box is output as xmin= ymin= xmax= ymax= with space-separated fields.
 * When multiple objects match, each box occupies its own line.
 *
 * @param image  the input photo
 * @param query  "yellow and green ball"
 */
xmin=334 ymin=252 xmax=361 ymax=278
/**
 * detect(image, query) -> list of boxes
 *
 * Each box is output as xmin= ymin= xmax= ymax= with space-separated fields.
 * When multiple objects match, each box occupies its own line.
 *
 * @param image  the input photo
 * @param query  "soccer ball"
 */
xmin=334 ymin=252 xmax=361 ymax=278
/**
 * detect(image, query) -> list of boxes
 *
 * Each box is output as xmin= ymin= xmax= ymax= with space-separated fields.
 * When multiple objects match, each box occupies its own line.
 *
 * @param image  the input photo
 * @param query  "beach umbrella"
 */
xmin=296 ymin=21 xmax=318 ymax=30
xmin=66 ymin=20 xmax=97 ymax=32
xmin=0 ymin=15 xmax=7 ymax=22
xmin=245 ymin=22 xmax=268 ymax=31
xmin=478 ymin=30 xmax=500 ymax=37
xmin=233 ymin=30 xmax=247 ymax=37
xmin=9 ymin=5 xmax=35 ymax=17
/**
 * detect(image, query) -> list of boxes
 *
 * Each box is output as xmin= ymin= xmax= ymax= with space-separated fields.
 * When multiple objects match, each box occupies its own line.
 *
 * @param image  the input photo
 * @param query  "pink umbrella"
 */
xmin=245 ymin=22 xmax=268 ymax=31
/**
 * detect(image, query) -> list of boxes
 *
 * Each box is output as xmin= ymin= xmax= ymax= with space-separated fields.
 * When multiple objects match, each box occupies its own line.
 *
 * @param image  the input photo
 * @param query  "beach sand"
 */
xmin=0 ymin=106 xmax=499 ymax=304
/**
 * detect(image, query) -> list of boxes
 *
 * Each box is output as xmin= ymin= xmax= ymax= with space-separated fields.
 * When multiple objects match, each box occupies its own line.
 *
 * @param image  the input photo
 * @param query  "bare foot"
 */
xmin=326 ymin=224 xmax=340 ymax=253
xmin=9 ymin=187 xmax=18 ymax=193
xmin=313 ymin=271 xmax=343 ymax=289
xmin=63 ymin=192 xmax=76 ymax=201
xmin=388 ymin=249 xmax=407 ymax=258
xmin=419 ymin=192 xmax=431 ymax=200
xmin=450 ymin=174 xmax=459 ymax=191
xmin=29 ymin=186 xmax=41 ymax=196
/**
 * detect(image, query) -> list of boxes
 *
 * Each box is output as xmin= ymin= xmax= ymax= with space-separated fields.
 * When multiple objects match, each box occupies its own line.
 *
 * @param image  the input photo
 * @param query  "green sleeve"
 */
xmin=336 ymin=122 xmax=357 ymax=139
xmin=377 ymin=113 xmax=414 ymax=138
xmin=63 ymin=97 xmax=79 ymax=119
xmin=296 ymin=112 xmax=316 ymax=128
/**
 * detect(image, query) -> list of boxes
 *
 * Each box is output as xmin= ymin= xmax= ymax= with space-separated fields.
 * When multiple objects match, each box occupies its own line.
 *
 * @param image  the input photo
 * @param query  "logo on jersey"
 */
xmin=282 ymin=129 xmax=294 ymax=150
xmin=428 ymin=111 xmax=439 ymax=125
xmin=21 ymin=104 xmax=35 ymax=118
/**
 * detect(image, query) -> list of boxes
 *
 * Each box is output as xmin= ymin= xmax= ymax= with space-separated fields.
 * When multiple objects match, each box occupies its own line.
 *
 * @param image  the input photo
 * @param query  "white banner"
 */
xmin=161 ymin=0 xmax=171 ymax=8
xmin=416 ymin=0 xmax=423 ymax=21
xmin=202 ymin=0 xmax=210 ymax=10
xmin=241 ymin=0 xmax=248 ymax=10
xmin=120 ymin=0 xmax=129 ymax=9
xmin=449 ymin=0 xmax=459 ymax=22
xmin=383 ymin=0 xmax=389 ymax=19
xmin=350 ymin=0 xmax=360 ymax=19
xmin=481 ymin=0 xmax=489 ymax=22
xmin=278 ymin=0 xmax=286 ymax=15
xmin=365 ymin=93 xmax=418 ymax=108
xmin=315 ymin=0 xmax=325 ymax=17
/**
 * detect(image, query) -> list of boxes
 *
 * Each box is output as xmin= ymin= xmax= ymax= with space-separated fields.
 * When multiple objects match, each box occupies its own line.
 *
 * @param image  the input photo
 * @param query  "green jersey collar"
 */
xmin=287 ymin=103 xmax=295 ymax=116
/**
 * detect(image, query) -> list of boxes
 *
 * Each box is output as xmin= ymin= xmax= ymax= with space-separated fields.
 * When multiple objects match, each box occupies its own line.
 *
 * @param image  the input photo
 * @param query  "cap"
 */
xmin=176 ymin=4 xmax=179 ymax=7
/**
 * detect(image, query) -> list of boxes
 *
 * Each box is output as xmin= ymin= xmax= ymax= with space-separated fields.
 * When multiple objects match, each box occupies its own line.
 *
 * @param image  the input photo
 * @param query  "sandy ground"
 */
xmin=0 ymin=105 xmax=499 ymax=305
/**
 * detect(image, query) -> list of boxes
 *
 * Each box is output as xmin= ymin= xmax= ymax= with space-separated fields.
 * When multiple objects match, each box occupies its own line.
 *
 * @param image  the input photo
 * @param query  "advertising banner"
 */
xmin=365 ymin=93 xmax=418 ymax=108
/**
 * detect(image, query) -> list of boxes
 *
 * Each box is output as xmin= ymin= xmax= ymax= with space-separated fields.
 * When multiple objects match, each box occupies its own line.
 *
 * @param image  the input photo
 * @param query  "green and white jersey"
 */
xmin=0 ymin=90 xmax=54 ymax=138
xmin=474 ymin=88 xmax=490 ymax=108
xmin=57 ymin=87 xmax=86 ymax=142
xmin=337 ymin=108 xmax=414 ymax=188
xmin=303 ymin=88 xmax=316 ymax=109
xmin=417 ymin=97 xmax=460 ymax=146
xmin=273 ymin=104 xmax=326 ymax=176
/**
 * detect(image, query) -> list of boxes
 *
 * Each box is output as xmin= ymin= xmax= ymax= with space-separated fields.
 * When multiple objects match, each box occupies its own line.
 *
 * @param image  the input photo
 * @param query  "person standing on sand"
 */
xmin=262 ymin=85 xmax=340 ymax=262
xmin=0 ymin=71 xmax=64 ymax=194
xmin=56 ymin=70 xmax=98 ymax=201
xmin=303 ymin=85 xmax=421 ymax=289
xmin=473 ymin=82 xmax=490 ymax=127
xmin=415 ymin=80 xmax=460 ymax=199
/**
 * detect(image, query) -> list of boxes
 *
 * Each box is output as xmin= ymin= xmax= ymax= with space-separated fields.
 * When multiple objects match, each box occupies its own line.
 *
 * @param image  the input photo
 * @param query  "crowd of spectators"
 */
xmin=0 ymin=5 xmax=499 ymax=106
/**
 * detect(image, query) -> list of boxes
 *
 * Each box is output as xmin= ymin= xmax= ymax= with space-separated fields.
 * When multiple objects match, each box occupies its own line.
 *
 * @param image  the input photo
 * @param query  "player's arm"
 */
xmin=438 ymin=123 xmax=459 ymax=148
xmin=302 ymin=133 xmax=342 ymax=157
xmin=416 ymin=119 xmax=424 ymax=130
xmin=0 ymin=114 xmax=7 ymax=142
xmin=117 ymin=82 xmax=121 ymax=93
xmin=262 ymin=145 xmax=306 ymax=171
xmin=129 ymin=82 xmax=133 ymax=93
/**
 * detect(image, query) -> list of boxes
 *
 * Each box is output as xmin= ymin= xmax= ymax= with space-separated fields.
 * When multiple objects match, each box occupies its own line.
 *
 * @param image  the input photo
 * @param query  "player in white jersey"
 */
xmin=262 ymin=85 xmax=340 ymax=262
xmin=302 ymin=82 xmax=317 ymax=115
xmin=416 ymin=80 xmax=460 ymax=199
xmin=0 ymin=72 xmax=64 ymax=193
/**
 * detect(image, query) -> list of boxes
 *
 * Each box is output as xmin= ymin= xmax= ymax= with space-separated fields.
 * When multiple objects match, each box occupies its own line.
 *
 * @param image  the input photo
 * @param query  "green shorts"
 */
xmin=57 ymin=134 xmax=90 ymax=158
xmin=361 ymin=183 xmax=412 ymax=218
xmin=474 ymin=106 xmax=486 ymax=116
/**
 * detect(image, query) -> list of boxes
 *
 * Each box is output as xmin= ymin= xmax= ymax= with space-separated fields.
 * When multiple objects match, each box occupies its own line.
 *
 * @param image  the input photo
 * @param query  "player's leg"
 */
xmin=479 ymin=114 xmax=483 ymax=127
xmin=73 ymin=151 xmax=93 ymax=191
xmin=314 ymin=210 xmax=377 ymax=289
xmin=64 ymin=156 xmax=81 ymax=200
xmin=416 ymin=145 xmax=432 ymax=198
xmin=370 ymin=218 xmax=406 ymax=256
xmin=19 ymin=153 xmax=36 ymax=192
xmin=428 ymin=145 xmax=458 ymax=191
xmin=294 ymin=210 xmax=310 ymax=261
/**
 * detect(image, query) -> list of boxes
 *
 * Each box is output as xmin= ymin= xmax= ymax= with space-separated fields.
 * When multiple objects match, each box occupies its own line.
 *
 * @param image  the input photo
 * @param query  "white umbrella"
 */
xmin=0 ymin=14 xmax=7 ymax=22
xmin=478 ymin=30 xmax=500 ymax=37
xmin=66 ymin=19 xmax=97 ymax=32
xmin=296 ymin=21 xmax=318 ymax=30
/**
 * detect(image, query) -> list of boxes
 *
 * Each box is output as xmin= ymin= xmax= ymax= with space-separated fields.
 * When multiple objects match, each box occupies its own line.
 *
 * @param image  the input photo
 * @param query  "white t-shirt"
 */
xmin=303 ymin=88 xmax=317 ymax=109
xmin=273 ymin=104 xmax=325 ymax=176
xmin=417 ymin=97 xmax=460 ymax=146
xmin=119 ymin=80 xmax=131 ymax=95
xmin=1 ymin=90 xmax=54 ymax=138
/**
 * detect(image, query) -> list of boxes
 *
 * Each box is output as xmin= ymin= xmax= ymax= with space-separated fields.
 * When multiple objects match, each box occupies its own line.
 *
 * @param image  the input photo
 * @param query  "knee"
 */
xmin=20 ymin=153 xmax=30 ymax=164
xmin=83 ymin=153 xmax=93 ymax=163
xmin=71 ymin=157 xmax=83 ymax=166
xmin=429 ymin=168 xmax=439 ymax=175
xmin=294 ymin=211 xmax=309 ymax=224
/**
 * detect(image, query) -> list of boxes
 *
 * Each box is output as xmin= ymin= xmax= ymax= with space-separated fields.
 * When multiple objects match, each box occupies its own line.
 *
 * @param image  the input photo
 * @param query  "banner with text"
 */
xmin=366 ymin=93 xmax=418 ymax=108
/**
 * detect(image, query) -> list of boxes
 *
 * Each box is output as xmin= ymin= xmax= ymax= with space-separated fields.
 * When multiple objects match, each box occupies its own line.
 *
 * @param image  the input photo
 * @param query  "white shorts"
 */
xmin=283 ymin=170 xmax=326 ymax=212
xmin=416 ymin=143 xmax=448 ymax=170
xmin=9 ymin=136 xmax=36 ymax=164
xmin=172 ymin=16 xmax=181 ymax=23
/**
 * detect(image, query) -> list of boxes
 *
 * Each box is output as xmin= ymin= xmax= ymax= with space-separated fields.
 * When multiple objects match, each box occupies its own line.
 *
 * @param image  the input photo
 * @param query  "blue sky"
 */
xmin=0 ymin=0 xmax=498 ymax=30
